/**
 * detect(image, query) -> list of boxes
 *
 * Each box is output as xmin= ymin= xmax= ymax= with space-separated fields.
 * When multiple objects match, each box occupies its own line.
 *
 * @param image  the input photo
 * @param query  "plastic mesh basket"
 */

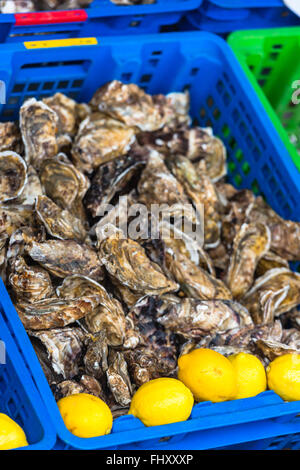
xmin=228 ymin=27 xmax=300 ymax=176
xmin=0 ymin=315 xmax=56 ymax=449
xmin=0 ymin=32 xmax=300 ymax=450
xmin=0 ymin=0 xmax=202 ymax=42
xmin=186 ymin=0 xmax=299 ymax=33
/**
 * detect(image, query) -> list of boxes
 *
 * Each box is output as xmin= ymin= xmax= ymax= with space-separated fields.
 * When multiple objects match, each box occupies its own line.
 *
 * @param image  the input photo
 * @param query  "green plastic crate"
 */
xmin=228 ymin=27 xmax=300 ymax=173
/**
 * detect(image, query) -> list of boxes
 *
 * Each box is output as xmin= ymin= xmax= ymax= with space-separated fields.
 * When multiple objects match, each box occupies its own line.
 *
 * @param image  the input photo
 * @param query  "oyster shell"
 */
xmin=90 ymin=81 xmax=165 ymax=132
xmin=29 ymin=327 xmax=85 ymax=379
xmin=0 ymin=0 xmax=35 ymax=12
xmin=0 ymin=151 xmax=27 ymax=203
xmin=138 ymin=151 xmax=189 ymax=207
xmin=17 ymin=166 xmax=43 ymax=206
xmin=0 ymin=204 xmax=35 ymax=237
xmin=20 ymin=98 xmax=58 ymax=169
xmin=226 ymin=223 xmax=271 ymax=299
xmin=84 ymin=153 xmax=146 ymax=217
xmin=35 ymin=195 xmax=87 ymax=242
xmin=242 ymin=268 xmax=300 ymax=324
xmin=0 ymin=122 xmax=23 ymax=154
xmin=57 ymin=274 xmax=127 ymax=346
xmin=155 ymin=296 xmax=253 ymax=339
xmin=72 ymin=112 xmax=136 ymax=174
xmin=246 ymin=197 xmax=300 ymax=261
xmin=106 ymin=350 xmax=133 ymax=407
xmin=40 ymin=153 xmax=90 ymax=220
xmin=255 ymin=251 xmax=289 ymax=278
xmin=9 ymin=256 xmax=53 ymax=303
xmin=27 ymin=239 xmax=104 ymax=281
xmin=16 ymin=296 xmax=96 ymax=330
xmin=43 ymin=93 xmax=77 ymax=137
xmin=99 ymin=230 xmax=178 ymax=296
xmin=84 ymin=332 xmax=108 ymax=380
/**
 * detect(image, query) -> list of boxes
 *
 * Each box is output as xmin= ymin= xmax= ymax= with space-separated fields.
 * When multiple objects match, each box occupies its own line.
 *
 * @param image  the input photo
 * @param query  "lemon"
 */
xmin=228 ymin=352 xmax=267 ymax=399
xmin=57 ymin=393 xmax=113 ymax=438
xmin=178 ymin=348 xmax=237 ymax=402
xmin=129 ymin=378 xmax=194 ymax=427
xmin=267 ymin=353 xmax=300 ymax=401
xmin=0 ymin=413 xmax=28 ymax=450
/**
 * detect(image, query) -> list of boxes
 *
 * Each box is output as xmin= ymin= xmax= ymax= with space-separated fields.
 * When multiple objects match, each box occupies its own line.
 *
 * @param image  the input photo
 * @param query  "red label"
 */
xmin=15 ymin=9 xmax=88 ymax=26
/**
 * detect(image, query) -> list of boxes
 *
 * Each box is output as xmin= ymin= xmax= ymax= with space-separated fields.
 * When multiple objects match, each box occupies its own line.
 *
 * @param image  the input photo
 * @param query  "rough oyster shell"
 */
xmin=84 ymin=153 xmax=146 ymax=217
xmin=90 ymin=80 xmax=165 ymax=132
xmin=40 ymin=153 xmax=90 ymax=220
xmin=16 ymin=296 xmax=96 ymax=330
xmin=27 ymin=239 xmax=104 ymax=281
xmin=243 ymin=268 xmax=300 ymax=324
xmin=155 ymin=296 xmax=253 ymax=339
xmin=0 ymin=122 xmax=23 ymax=154
xmin=0 ymin=151 xmax=27 ymax=203
xmin=20 ymin=98 xmax=58 ymax=169
xmin=29 ymin=327 xmax=85 ymax=379
xmin=99 ymin=230 xmax=178 ymax=296
xmin=226 ymin=222 xmax=271 ymax=299
xmin=9 ymin=256 xmax=53 ymax=303
xmin=106 ymin=350 xmax=133 ymax=407
xmin=72 ymin=112 xmax=136 ymax=174
xmin=35 ymin=195 xmax=87 ymax=242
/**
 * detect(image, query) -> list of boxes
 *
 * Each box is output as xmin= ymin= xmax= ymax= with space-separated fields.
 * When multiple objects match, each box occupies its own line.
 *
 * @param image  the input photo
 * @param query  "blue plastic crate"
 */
xmin=0 ymin=314 xmax=56 ymax=450
xmin=0 ymin=0 xmax=202 ymax=42
xmin=186 ymin=0 xmax=300 ymax=33
xmin=0 ymin=31 xmax=300 ymax=450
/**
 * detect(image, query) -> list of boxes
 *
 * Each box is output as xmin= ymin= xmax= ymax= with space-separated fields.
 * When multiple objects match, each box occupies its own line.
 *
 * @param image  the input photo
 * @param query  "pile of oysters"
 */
xmin=0 ymin=0 xmax=153 ymax=13
xmin=1 ymin=80 xmax=300 ymax=417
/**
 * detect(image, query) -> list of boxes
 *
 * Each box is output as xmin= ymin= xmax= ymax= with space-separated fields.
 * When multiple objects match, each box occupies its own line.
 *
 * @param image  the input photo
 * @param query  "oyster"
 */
xmin=35 ymin=195 xmax=87 ymax=242
xmin=16 ymin=296 xmax=96 ymax=330
xmin=138 ymin=151 xmax=189 ymax=208
xmin=27 ymin=239 xmax=103 ymax=280
xmin=57 ymin=274 xmax=127 ymax=346
xmin=43 ymin=93 xmax=77 ymax=138
xmin=0 ymin=204 xmax=35 ymax=237
xmin=29 ymin=327 xmax=85 ymax=379
xmin=9 ymin=256 xmax=53 ymax=303
xmin=246 ymin=197 xmax=300 ymax=261
xmin=52 ymin=380 xmax=85 ymax=400
xmin=84 ymin=332 xmax=108 ymax=380
xmin=72 ymin=113 xmax=136 ymax=174
xmin=0 ymin=122 xmax=23 ymax=153
xmin=106 ymin=350 xmax=133 ymax=407
xmin=20 ymin=98 xmax=58 ymax=169
xmin=0 ymin=0 xmax=35 ymax=12
xmin=255 ymin=251 xmax=289 ymax=278
xmin=40 ymin=153 xmax=90 ymax=220
xmin=90 ymin=81 xmax=165 ymax=132
xmin=155 ymin=296 xmax=253 ymax=339
xmin=242 ymin=268 xmax=300 ymax=324
xmin=84 ymin=153 xmax=146 ymax=217
xmin=226 ymin=223 xmax=271 ymax=299
xmin=17 ymin=166 xmax=43 ymax=206
xmin=161 ymin=226 xmax=231 ymax=300
xmin=99 ymin=230 xmax=178 ymax=296
xmin=168 ymin=156 xmax=222 ymax=249
xmin=0 ymin=151 xmax=27 ymax=203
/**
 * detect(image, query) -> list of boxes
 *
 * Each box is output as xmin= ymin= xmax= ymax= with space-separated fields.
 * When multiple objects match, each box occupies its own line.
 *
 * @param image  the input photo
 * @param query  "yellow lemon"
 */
xmin=129 ymin=378 xmax=194 ymax=427
xmin=178 ymin=348 xmax=237 ymax=402
xmin=57 ymin=393 xmax=113 ymax=438
xmin=266 ymin=354 xmax=300 ymax=401
xmin=0 ymin=413 xmax=28 ymax=450
xmin=228 ymin=352 xmax=267 ymax=399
